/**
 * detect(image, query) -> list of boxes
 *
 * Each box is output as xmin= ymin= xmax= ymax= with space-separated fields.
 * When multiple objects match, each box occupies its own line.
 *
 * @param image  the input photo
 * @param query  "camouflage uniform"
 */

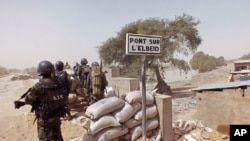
xmin=78 ymin=64 xmax=91 ymax=88
xmin=25 ymin=78 xmax=67 ymax=141
xmin=86 ymin=68 xmax=108 ymax=104
xmin=54 ymin=70 xmax=71 ymax=118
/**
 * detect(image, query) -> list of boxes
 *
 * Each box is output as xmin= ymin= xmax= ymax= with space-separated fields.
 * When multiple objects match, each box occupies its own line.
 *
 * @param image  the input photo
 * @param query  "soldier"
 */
xmin=78 ymin=58 xmax=91 ymax=89
xmin=14 ymin=60 xmax=68 ymax=141
xmin=64 ymin=62 xmax=71 ymax=69
xmin=54 ymin=60 xmax=72 ymax=119
xmin=87 ymin=61 xmax=108 ymax=104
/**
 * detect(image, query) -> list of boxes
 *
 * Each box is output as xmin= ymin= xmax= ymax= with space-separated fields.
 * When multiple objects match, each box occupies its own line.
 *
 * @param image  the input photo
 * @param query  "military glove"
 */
xmin=14 ymin=101 xmax=25 ymax=109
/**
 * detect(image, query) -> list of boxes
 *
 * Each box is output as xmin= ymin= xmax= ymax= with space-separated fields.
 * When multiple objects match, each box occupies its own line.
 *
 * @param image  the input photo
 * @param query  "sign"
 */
xmin=126 ymin=33 xmax=161 ymax=55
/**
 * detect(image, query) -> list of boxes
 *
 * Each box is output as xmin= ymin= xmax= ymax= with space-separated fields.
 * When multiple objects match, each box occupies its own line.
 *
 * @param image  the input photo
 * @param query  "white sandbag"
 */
xmin=124 ymin=118 xmax=142 ymax=129
xmin=125 ymin=91 xmax=154 ymax=105
xmin=105 ymin=87 xmax=116 ymax=97
xmin=85 ymin=96 xmax=125 ymax=120
xmin=130 ymin=125 xmax=142 ymax=141
xmin=145 ymin=117 xmax=159 ymax=131
xmin=113 ymin=102 xmax=141 ymax=123
xmin=130 ymin=117 xmax=159 ymax=141
xmin=88 ymin=114 xmax=120 ymax=135
xmin=82 ymin=133 xmax=95 ymax=141
xmin=95 ymin=126 xmax=128 ymax=141
xmin=134 ymin=105 xmax=158 ymax=120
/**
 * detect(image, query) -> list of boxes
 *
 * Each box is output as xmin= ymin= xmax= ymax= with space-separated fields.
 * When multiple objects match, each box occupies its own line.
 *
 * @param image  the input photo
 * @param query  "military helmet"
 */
xmin=91 ymin=62 xmax=99 ymax=67
xmin=37 ymin=60 xmax=54 ymax=76
xmin=55 ymin=61 xmax=64 ymax=71
xmin=81 ymin=58 xmax=88 ymax=65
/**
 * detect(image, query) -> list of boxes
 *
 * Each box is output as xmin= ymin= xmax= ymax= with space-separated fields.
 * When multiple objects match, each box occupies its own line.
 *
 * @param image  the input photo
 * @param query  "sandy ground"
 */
xmin=0 ymin=75 xmax=85 ymax=141
xmin=0 ymin=62 xmax=233 ymax=141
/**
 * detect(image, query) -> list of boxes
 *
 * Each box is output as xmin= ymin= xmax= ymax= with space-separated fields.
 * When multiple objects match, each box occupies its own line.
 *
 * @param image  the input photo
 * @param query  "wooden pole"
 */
xmin=141 ymin=55 xmax=147 ymax=141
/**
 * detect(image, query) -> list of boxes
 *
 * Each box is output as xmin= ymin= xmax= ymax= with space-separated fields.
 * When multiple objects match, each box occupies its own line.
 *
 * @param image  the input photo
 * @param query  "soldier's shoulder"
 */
xmin=32 ymin=81 xmax=43 ymax=91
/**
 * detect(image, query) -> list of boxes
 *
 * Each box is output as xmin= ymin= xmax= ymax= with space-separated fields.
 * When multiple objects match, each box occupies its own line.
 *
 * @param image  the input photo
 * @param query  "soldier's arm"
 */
xmin=24 ymin=83 xmax=43 ymax=105
xmin=102 ymin=72 xmax=108 ymax=87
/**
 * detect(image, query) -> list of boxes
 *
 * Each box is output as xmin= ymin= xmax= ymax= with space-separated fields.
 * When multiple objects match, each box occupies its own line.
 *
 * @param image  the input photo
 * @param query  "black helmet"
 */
xmin=81 ymin=58 xmax=88 ymax=65
xmin=55 ymin=61 xmax=64 ymax=71
xmin=91 ymin=62 xmax=99 ymax=67
xmin=37 ymin=60 xmax=54 ymax=76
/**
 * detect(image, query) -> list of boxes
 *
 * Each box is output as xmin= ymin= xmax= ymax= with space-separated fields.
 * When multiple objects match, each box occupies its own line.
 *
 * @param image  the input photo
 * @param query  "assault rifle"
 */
xmin=13 ymin=88 xmax=31 ymax=109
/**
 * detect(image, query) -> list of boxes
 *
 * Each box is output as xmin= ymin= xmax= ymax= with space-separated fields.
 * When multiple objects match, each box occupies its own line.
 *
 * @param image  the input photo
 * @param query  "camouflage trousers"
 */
xmin=37 ymin=117 xmax=63 ymax=141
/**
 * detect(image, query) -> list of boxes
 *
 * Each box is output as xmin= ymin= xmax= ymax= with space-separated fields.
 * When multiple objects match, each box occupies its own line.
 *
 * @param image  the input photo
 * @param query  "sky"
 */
xmin=1 ymin=0 xmax=250 ymax=69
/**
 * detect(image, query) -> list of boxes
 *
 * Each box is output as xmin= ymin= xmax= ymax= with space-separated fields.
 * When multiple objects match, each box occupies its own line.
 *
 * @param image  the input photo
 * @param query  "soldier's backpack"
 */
xmin=55 ymin=70 xmax=70 ymax=92
xmin=91 ymin=66 xmax=102 ymax=95
xmin=38 ymin=78 xmax=68 ymax=118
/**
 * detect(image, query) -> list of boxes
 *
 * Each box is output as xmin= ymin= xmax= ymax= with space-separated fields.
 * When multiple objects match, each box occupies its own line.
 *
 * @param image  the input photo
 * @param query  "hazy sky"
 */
xmin=1 ymin=0 xmax=250 ymax=69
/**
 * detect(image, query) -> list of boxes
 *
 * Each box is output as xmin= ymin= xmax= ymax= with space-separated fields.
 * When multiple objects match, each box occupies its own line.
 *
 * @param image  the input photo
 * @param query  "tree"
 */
xmin=190 ymin=51 xmax=226 ymax=73
xmin=240 ymin=53 xmax=250 ymax=59
xmin=98 ymin=14 xmax=202 ymax=94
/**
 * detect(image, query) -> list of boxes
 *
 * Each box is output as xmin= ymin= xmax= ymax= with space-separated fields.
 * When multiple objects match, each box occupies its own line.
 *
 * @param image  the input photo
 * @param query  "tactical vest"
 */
xmin=36 ymin=78 xmax=68 ymax=118
xmin=55 ymin=71 xmax=67 ymax=82
xmin=54 ymin=71 xmax=70 ymax=92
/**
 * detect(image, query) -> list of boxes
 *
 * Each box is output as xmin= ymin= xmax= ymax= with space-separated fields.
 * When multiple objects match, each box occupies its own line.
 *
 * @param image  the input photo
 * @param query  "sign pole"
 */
xmin=125 ymin=33 xmax=162 ymax=141
xmin=141 ymin=55 xmax=147 ymax=141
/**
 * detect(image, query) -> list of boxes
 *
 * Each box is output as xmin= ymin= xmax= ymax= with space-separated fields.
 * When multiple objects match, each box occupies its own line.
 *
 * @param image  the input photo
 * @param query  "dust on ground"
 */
xmin=0 ymin=63 xmax=234 ymax=141
xmin=0 ymin=75 xmax=85 ymax=141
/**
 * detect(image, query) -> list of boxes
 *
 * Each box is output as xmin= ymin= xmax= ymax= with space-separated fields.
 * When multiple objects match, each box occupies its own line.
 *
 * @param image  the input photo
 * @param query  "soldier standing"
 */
xmin=78 ymin=58 xmax=91 ymax=88
xmin=54 ymin=60 xmax=72 ymax=119
xmin=87 ymin=61 xmax=108 ymax=104
xmin=14 ymin=60 xmax=68 ymax=141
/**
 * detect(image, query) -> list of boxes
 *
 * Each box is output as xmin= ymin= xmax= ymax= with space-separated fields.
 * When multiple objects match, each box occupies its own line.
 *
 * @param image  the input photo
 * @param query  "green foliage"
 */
xmin=98 ymin=14 xmax=202 ymax=78
xmin=240 ymin=53 xmax=250 ymax=59
xmin=190 ymin=51 xmax=226 ymax=73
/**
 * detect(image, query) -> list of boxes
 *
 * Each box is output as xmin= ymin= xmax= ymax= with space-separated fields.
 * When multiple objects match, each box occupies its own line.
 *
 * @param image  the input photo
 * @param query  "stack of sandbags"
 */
xmin=83 ymin=96 xmax=128 ymax=141
xmin=83 ymin=90 xmax=159 ymax=141
xmin=124 ymin=91 xmax=159 ymax=141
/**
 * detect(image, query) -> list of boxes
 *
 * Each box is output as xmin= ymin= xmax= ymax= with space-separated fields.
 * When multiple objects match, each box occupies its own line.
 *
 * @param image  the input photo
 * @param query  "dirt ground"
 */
xmin=0 ymin=63 xmax=233 ymax=141
xmin=0 ymin=75 xmax=86 ymax=141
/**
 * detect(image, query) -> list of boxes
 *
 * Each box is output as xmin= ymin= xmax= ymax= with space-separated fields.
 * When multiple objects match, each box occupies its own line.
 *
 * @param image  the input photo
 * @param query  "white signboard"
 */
xmin=126 ymin=33 xmax=161 ymax=55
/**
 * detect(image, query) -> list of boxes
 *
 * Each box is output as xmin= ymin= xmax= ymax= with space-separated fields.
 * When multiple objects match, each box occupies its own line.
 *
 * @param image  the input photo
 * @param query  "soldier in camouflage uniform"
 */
xmin=54 ymin=60 xmax=72 ymax=119
xmin=14 ymin=60 xmax=68 ymax=141
xmin=86 ymin=61 xmax=108 ymax=104
xmin=78 ymin=58 xmax=91 ymax=89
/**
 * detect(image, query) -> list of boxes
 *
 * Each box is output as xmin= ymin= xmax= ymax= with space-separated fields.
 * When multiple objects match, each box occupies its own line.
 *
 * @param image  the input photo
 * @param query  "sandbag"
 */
xmin=88 ymin=114 xmax=120 ymax=135
xmin=134 ymin=105 xmax=158 ymax=120
xmin=105 ymin=87 xmax=116 ymax=97
xmin=95 ymin=126 xmax=128 ymax=141
xmin=85 ymin=96 xmax=125 ymax=120
xmin=130 ymin=117 xmax=159 ymax=141
xmin=125 ymin=91 xmax=154 ymax=105
xmin=130 ymin=125 xmax=142 ymax=141
xmin=113 ymin=102 xmax=141 ymax=123
xmin=96 ymin=126 xmax=128 ymax=141
xmin=124 ymin=118 xmax=142 ymax=129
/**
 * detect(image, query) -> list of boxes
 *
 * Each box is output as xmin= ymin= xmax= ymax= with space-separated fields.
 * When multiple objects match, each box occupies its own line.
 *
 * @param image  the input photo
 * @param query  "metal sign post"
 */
xmin=141 ymin=55 xmax=147 ymax=141
xmin=126 ymin=33 xmax=161 ymax=141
